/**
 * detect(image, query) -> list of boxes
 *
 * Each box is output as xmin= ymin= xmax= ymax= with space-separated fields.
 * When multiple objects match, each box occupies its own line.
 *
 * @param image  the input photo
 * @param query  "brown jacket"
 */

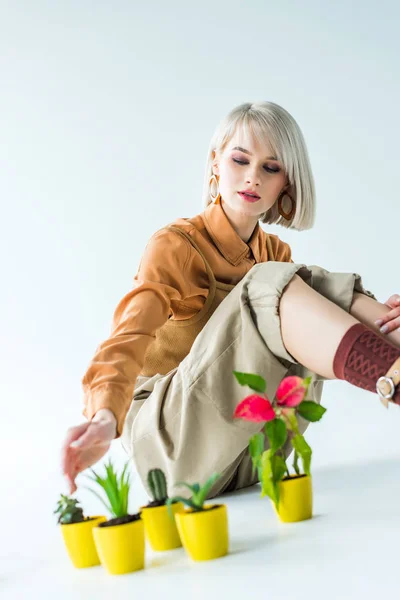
xmin=82 ymin=197 xmax=293 ymax=435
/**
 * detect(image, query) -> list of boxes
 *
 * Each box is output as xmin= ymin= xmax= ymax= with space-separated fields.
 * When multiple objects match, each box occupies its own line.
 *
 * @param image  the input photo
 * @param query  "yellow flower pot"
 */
xmin=93 ymin=517 xmax=145 ymax=575
xmin=140 ymin=502 xmax=183 ymax=551
xmin=60 ymin=516 xmax=106 ymax=568
xmin=273 ymin=475 xmax=313 ymax=523
xmin=175 ymin=504 xmax=228 ymax=561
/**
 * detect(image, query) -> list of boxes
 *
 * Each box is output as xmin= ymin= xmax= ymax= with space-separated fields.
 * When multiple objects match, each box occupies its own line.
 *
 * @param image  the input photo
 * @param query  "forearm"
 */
xmin=350 ymin=292 xmax=400 ymax=349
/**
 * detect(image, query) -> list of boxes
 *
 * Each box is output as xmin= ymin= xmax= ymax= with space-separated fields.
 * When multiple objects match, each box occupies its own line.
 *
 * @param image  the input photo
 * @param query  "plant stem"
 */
xmin=280 ymin=449 xmax=290 ymax=477
xmin=293 ymin=450 xmax=300 ymax=475
xmin=279 ymin=448 xmax=290 ymax=477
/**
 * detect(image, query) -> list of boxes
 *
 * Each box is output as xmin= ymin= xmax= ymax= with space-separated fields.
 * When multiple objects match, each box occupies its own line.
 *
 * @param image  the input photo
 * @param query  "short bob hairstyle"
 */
xmin=202 ymin=101 xmax=316 ymax=230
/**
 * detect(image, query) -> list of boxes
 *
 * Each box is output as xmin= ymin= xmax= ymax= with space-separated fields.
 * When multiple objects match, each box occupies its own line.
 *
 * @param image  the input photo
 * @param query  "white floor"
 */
xmin=3 ymin=456 xmax=400 ymax=600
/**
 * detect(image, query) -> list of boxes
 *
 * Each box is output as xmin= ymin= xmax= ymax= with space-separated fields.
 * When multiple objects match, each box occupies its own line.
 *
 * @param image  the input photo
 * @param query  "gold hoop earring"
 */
xmin=209 ymin=174 xmax=221 ymax=203
xmin=277 ymin=191 xmax=295 ymax=220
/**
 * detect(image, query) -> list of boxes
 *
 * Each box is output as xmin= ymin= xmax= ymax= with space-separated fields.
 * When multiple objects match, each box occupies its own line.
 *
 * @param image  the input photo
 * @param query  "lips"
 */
xmin=238 ymin=192 xmax=260 ymax=203
xmin=239 ymin=189 xmax=260 ymax=199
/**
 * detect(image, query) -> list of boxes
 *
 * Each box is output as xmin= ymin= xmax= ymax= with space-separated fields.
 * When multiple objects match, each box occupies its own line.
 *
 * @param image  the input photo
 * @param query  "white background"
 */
xmin=1 ymin=1 xmax=400 ymax=597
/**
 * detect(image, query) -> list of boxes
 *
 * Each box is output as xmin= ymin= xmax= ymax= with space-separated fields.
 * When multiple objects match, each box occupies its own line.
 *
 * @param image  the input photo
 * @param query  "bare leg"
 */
xmin=279 ymin=275 xmax=400 ymax=379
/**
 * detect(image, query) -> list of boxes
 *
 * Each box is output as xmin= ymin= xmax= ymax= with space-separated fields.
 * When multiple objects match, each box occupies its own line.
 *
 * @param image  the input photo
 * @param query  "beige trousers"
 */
xmin=121 ymin=262 xmax=375 ymax=499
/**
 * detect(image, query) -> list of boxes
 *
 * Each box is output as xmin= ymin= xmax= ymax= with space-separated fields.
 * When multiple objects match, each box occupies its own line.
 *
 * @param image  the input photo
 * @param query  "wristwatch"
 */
xmin=376 ymin=357 xmax=400 ymax=408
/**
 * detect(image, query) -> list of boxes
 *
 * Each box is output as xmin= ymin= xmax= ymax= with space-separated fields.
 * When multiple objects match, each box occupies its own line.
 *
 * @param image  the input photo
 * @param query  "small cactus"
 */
xmin=147 ymin=468 xmax=168 ymax=502
xmin=54 ymin=494 xmax=85 ymax=524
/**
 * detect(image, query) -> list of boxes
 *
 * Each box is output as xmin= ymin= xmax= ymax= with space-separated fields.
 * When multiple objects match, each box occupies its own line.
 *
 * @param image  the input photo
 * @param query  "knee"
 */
xmin=281 ymin=273 xmax=305 ymax=299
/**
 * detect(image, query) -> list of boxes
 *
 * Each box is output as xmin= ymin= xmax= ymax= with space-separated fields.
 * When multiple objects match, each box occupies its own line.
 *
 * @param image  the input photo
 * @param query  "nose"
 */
xmin=245 ymin=165 xmax=261 ymax=186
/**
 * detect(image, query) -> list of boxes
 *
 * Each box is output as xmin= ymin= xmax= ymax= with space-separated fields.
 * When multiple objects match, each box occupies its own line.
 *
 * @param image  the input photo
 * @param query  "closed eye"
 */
xmin=232 ymin=158 xmax=280 ymax=173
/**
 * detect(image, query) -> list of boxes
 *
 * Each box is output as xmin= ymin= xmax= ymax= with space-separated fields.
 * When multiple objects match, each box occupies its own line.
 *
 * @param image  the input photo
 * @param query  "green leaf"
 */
xmin=83 ymin=485 xmax=113 ymax=515
xmin=303 ymin=375 xmax=312 ymax=389
xmin=87 ymin=460 xmax=132 ymax=518
xmin=53 ymin=494 xmax=85 ymax=524
xmin=293 ymin=450 xmax=300 ymax=475
xmin=166 ymin=496 xmax=196 ymax=519
xmin=194 ymin=473 xmax=220 ymax=508
xmin=233 ymin=371 xmax=266 ymax=394
xmin=175 ymin=482 xmax=200 ymax=495
xmin=271 ymin=454 xmax=287 ymax=483
xmin=292 ymin=434 xmax=312 ymax=476
xmin=249 ymin=432 xmax=265 ymax=459
xmin=297 ymin=401 xmax=327 ymax=422
xmin=173 ymin=474 xmax=220 ymax=511
xmin=119 ymin=463 xmax=131 ymax=514
xmin=259 ymin=450 xmax=280 ymax=505
xmin=265 ymin=418 xmax=287 ymax=454
xmin=119 ymin=477 xmax=130 ymax=515
xmin=88 ymin=470 xmax=103 ymax=485
xmin=103 ymin=476 xmax=121 ymax=516
xmin=286 ymin=410 xmax=300 ymax=434
xmin=249 ymin=432 xmax=265 ymax=477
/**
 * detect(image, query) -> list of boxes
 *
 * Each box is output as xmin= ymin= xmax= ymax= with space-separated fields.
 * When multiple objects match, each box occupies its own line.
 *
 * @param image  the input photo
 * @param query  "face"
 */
xmin=212 ymin=130 xmax=289 ymax=219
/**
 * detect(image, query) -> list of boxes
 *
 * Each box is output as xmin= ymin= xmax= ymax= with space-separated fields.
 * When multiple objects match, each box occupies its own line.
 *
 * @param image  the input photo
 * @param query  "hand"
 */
xmin=61 ymin=409 xmax=117 ymax=494
xmin=375 ymin=294 xmax=400 ymax=334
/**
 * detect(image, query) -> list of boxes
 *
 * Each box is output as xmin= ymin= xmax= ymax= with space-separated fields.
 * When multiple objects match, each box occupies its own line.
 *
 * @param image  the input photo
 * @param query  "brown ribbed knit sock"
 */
xmin=332 ymin=323 xmax=400 ymax=404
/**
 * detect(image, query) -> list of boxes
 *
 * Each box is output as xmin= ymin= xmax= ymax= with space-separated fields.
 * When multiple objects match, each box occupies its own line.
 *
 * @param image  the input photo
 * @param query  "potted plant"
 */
xmin=54 ymin=494 xmax=106 ymax=568
xmin=233 ymin=372 xmax=327 ymax=523
xmin=86 ymin=459 xmax=145 ymax=575
xmin=140 ymin=468 xmax=183 ymax=551
xmin=166 ymin=473 xmax=228 ymax=561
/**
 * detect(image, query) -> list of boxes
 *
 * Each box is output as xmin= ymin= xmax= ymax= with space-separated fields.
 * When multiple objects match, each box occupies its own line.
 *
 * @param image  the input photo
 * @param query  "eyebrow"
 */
xmin=232 ymin=146 xmax=278 ymax=161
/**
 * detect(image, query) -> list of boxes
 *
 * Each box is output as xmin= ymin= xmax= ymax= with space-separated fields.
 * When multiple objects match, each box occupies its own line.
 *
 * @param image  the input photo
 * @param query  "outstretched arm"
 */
xmin=61 ymin=228 xmax=192 ymax=493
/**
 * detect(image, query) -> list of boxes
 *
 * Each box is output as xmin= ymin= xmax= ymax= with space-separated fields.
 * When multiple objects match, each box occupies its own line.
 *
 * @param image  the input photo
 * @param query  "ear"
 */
xmin=282 ymin=181 xmax=294 ymax=196
xmin=211 ymin=149 xmax=220 ymax=176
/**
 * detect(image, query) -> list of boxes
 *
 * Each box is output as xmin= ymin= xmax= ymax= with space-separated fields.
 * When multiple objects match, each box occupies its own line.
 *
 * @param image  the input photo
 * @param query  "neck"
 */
xmin=220 ymin=199 xmax=259 ymax=243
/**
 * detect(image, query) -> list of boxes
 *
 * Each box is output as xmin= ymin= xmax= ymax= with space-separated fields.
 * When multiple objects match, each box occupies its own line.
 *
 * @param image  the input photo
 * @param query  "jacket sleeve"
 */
xmin=81 ymin=228 xmax=192 ymax=436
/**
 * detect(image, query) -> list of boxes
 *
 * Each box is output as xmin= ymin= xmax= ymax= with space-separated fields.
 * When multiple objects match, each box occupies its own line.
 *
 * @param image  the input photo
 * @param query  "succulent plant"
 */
xmin=86 ymin=459 xmax=131 ymax=518
xmin=54 ymin=494 xmax=85 ymax=524
xmin=147 ymin=468 xmax=168 ymax=502
xmin=166 ymin=473 xmax=220 ymax=516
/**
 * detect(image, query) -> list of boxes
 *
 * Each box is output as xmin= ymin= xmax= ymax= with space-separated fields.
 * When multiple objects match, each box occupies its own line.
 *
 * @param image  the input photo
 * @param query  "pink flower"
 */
xmin=234 ymin=394 xmax=276 ymax=422
xmin=276 ymin=376 xmax=307 ymax=408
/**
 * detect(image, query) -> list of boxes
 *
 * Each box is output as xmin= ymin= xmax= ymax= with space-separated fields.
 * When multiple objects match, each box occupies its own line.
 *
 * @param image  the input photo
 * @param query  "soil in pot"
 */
xmin=145 ymin=499 xmax=166 ymax=508
xmin=144 ymin=498 xmax=184 ymax=508
xmin=186 ymin=504 xmax=221 ymax=513
xmin=99 ymin=514 xmax=141 ymax=528
xmin=281 ymin=474 xmax=307 ymax=482
xmin=61 ymin=516 xmax=97 ymax=525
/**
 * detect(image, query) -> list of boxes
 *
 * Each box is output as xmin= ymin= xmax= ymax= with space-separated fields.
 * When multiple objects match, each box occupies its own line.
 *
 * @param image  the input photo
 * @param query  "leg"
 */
xmin=279 ymin=274 xmax=359 ymax=378
xmin=279 ymin=274 xmax=400 ymax=381
xmin=122 ymin=262 xmax=396 ymax=499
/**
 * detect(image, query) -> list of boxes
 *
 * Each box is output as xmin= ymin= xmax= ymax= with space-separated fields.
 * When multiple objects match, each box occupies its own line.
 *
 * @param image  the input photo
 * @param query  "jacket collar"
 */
xmin=203 ymin=197 xmax=263 ymax=266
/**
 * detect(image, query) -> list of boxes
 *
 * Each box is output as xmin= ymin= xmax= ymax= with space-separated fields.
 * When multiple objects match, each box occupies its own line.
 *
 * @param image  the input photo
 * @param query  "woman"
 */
xmin=61 ymin=101 xmax=400 ymax=498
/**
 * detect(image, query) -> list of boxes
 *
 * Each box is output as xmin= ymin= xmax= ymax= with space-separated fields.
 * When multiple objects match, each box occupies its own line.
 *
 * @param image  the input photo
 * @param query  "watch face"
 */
xmin=376 ymin=376 xmax=394 ymax=404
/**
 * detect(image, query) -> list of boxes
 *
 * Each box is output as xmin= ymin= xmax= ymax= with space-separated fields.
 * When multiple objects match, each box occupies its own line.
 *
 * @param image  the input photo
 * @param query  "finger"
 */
xmin=65 ymin=472 xmax=77 ymax=495
xmin=62 ymin=446 xmax=81 ymax=482
xmin=69 ymin=421 xmax=103 ymax=449
xmin=384 ymin=295 xmax=400 ymax=308
xmin=377 ymin=315 xmax=400 ymax=334
xmin=65 ymin=453 xmax=85 ymax=492
xmin=374 ymin=307 xmax=400 ymax=327
xmin=61 ymin=423 xmax=89 ymax=473
xmin=62 ymin=422 xmax=90 ymax=453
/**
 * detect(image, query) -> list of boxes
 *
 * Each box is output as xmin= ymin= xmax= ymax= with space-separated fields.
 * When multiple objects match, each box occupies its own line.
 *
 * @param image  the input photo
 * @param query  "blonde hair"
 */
xmin=202 ymin=101 xmax=316 ymax=230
